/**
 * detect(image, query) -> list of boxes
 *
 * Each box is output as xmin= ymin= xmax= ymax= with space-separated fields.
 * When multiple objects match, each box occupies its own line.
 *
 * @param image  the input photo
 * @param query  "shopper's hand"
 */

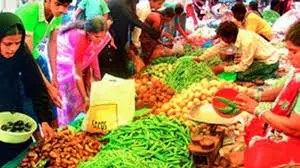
xmin=110 ymin=38 xmax=117 ymax=49
xmin=47 ymin=84 xmax=63 ymax=109
xmin=107 ymin=19 xmax=113 ymax=29
xmin=210 ymin=65 xmax=225 ymax=75
xmin=235 ymin=93 xmax=259 ymax=114
xmin=129 ymin=44 xmax=139 ymax=55
xmin=41 ymin=122 xmax=54 ymax=141
xmin=110 ymin=41 xmax=117 ymax=49
xmin=83 ymin=98 xmax=90 ymax=113
xmin=51 ymin=77 xmax=59 ymax=89
xmin=244 ymin=90 xmax=255 ymax=99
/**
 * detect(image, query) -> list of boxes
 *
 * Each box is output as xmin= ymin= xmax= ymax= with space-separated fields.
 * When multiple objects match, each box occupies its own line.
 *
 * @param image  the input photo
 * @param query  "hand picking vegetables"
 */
xmin=183 ymin=44 xmax=224 ymax=66
xmin=201 ymin=55 xmax=224 ymax=67
xmin=165 ymin=61 xmax=217 ymax=93
xmin=19 ymin=127 xmax=102 ymax=168
xmin=215 ymin=96 xmax=240 ymax=115
xmin=135 ymin=75 xmax=175 ymax=111
xmin=183 ymin=36 xmax=209 ymax=46
xmin=1 ymin=120 xmax=32 ymax=133
xmin=79 ymin=115 xmax=193 ymax=168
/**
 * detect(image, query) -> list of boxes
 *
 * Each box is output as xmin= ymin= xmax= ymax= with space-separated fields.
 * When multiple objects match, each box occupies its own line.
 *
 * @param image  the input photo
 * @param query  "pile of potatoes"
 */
xmin=157 ymin=78 xmax=253 ymax=121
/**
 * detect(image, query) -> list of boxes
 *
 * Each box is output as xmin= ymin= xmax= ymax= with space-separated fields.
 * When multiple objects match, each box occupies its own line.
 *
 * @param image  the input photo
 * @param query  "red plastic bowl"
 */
xmin=212 ymin=88 xmax=241 ymax=118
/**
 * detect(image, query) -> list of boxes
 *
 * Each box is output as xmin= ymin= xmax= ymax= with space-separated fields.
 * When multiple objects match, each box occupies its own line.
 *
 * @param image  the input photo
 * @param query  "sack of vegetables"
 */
xmin=0 ymin=112 xmax=37 ymax=144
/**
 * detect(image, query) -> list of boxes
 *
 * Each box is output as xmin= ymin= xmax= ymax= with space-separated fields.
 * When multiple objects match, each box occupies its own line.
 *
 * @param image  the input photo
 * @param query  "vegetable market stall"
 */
xmin=4 ymin=29 xmax=290 ymax=168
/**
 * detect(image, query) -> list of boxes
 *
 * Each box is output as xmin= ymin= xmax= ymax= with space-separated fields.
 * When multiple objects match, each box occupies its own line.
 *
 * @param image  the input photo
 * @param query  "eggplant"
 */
xmin=10 ymin=128 xmax=17 ymax=132
xmin=15 ymin=120 xmax=25 ymax=126
xmin=1 ymin=124 xmax=8 ymax=131
xmin=7 ymin=121 xmax=13 ymax=126
xmin=25 ymin=122 xmax=32 ymax=129
xmin=24 ymin=128 xmax=31 ymax=132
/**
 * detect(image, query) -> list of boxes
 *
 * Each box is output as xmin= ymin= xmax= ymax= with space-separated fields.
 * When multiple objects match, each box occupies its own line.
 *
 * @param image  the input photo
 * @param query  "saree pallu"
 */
xmin=244 ymin=69 xmax=300 ymax=168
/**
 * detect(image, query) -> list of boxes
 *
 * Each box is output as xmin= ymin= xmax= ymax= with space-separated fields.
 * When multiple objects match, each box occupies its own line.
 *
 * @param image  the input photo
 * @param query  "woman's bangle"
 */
xmin=258 ymin=110 xmax=268 ymax=119
xmin=254 ymin=105 xmax=268 ymax=119
xmin=254 ymin=88 xmax=263 ymax=102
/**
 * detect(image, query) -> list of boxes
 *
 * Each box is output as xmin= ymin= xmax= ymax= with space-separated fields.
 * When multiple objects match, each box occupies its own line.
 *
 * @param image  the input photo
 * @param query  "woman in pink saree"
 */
xmin=56 ymin=16 xmax=111 ymax=126
xmin=236 ymin=21 xmax=300 ymax=168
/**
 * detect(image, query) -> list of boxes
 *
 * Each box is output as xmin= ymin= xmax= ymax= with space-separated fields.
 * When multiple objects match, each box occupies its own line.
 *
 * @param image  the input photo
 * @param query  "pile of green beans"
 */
xmin=201 ymin=55 xmax=224 ymax=67
xmin=79 ymin=115 xmax=193 ymax=168
xmin=165 ymin=61 xmax=217 ymax=93
xmin=78 ymin=149 xmax=171 ymax=168
xmin=184 ymin=44 xmax=207 ymax=56
xmin=151 ymin=57 xmax=178 ymax=65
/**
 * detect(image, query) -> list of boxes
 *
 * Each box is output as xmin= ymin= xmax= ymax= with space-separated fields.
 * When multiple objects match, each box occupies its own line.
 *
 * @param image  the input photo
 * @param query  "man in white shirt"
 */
xmin=194 ymin=21 xmax=279 ymax=82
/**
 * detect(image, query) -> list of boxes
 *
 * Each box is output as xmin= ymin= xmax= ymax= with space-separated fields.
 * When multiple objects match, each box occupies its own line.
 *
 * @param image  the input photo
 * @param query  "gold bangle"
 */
xmin=254 ymin=104 xmax=267 ymax=118
xmin=258 ymin=110 xmax=268 ymax=119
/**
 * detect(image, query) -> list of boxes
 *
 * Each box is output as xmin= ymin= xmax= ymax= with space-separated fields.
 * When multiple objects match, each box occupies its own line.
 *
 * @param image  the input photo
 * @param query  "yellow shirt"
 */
xmin=199 ymin=29 xmax=279 ymax=72
xmin=233 ymin=13 xmax=273 ymax=41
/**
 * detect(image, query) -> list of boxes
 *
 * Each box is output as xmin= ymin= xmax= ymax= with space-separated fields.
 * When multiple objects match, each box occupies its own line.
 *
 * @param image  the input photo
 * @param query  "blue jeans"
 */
xmin=22 ymin=55 xmax=57 ymax=124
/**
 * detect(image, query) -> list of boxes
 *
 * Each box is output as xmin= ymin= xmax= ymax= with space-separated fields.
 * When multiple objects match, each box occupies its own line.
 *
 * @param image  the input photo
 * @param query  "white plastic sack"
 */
xmin=84 ymin=74 xmax=135 ymax=133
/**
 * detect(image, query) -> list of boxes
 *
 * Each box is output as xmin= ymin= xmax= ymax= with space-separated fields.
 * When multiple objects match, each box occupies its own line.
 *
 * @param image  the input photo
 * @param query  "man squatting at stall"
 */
xmin=194 ymin=21 xmax=279 ymax=82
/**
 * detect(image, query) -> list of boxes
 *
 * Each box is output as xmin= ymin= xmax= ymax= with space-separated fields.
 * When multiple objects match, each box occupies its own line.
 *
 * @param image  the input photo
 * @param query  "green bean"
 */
xmin=217 ymin=106 xmax=234 ymax=113
xmin=81 ymin=115 xmax=193 ymax=168
xmin=215 ymin=96 xmax=238 ymax=108
xmin=165 ymin=61 xmax=217 ymax=93
xmin=230 ymin=107 xmax=240 ymax=115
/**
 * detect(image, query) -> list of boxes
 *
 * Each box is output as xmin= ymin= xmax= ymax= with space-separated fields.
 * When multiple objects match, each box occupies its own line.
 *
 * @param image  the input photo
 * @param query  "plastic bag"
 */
xmin=262 ymin=10 xmax=280 ymax=25
xmin=85 ymin=74 xmax=135 ymax=133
